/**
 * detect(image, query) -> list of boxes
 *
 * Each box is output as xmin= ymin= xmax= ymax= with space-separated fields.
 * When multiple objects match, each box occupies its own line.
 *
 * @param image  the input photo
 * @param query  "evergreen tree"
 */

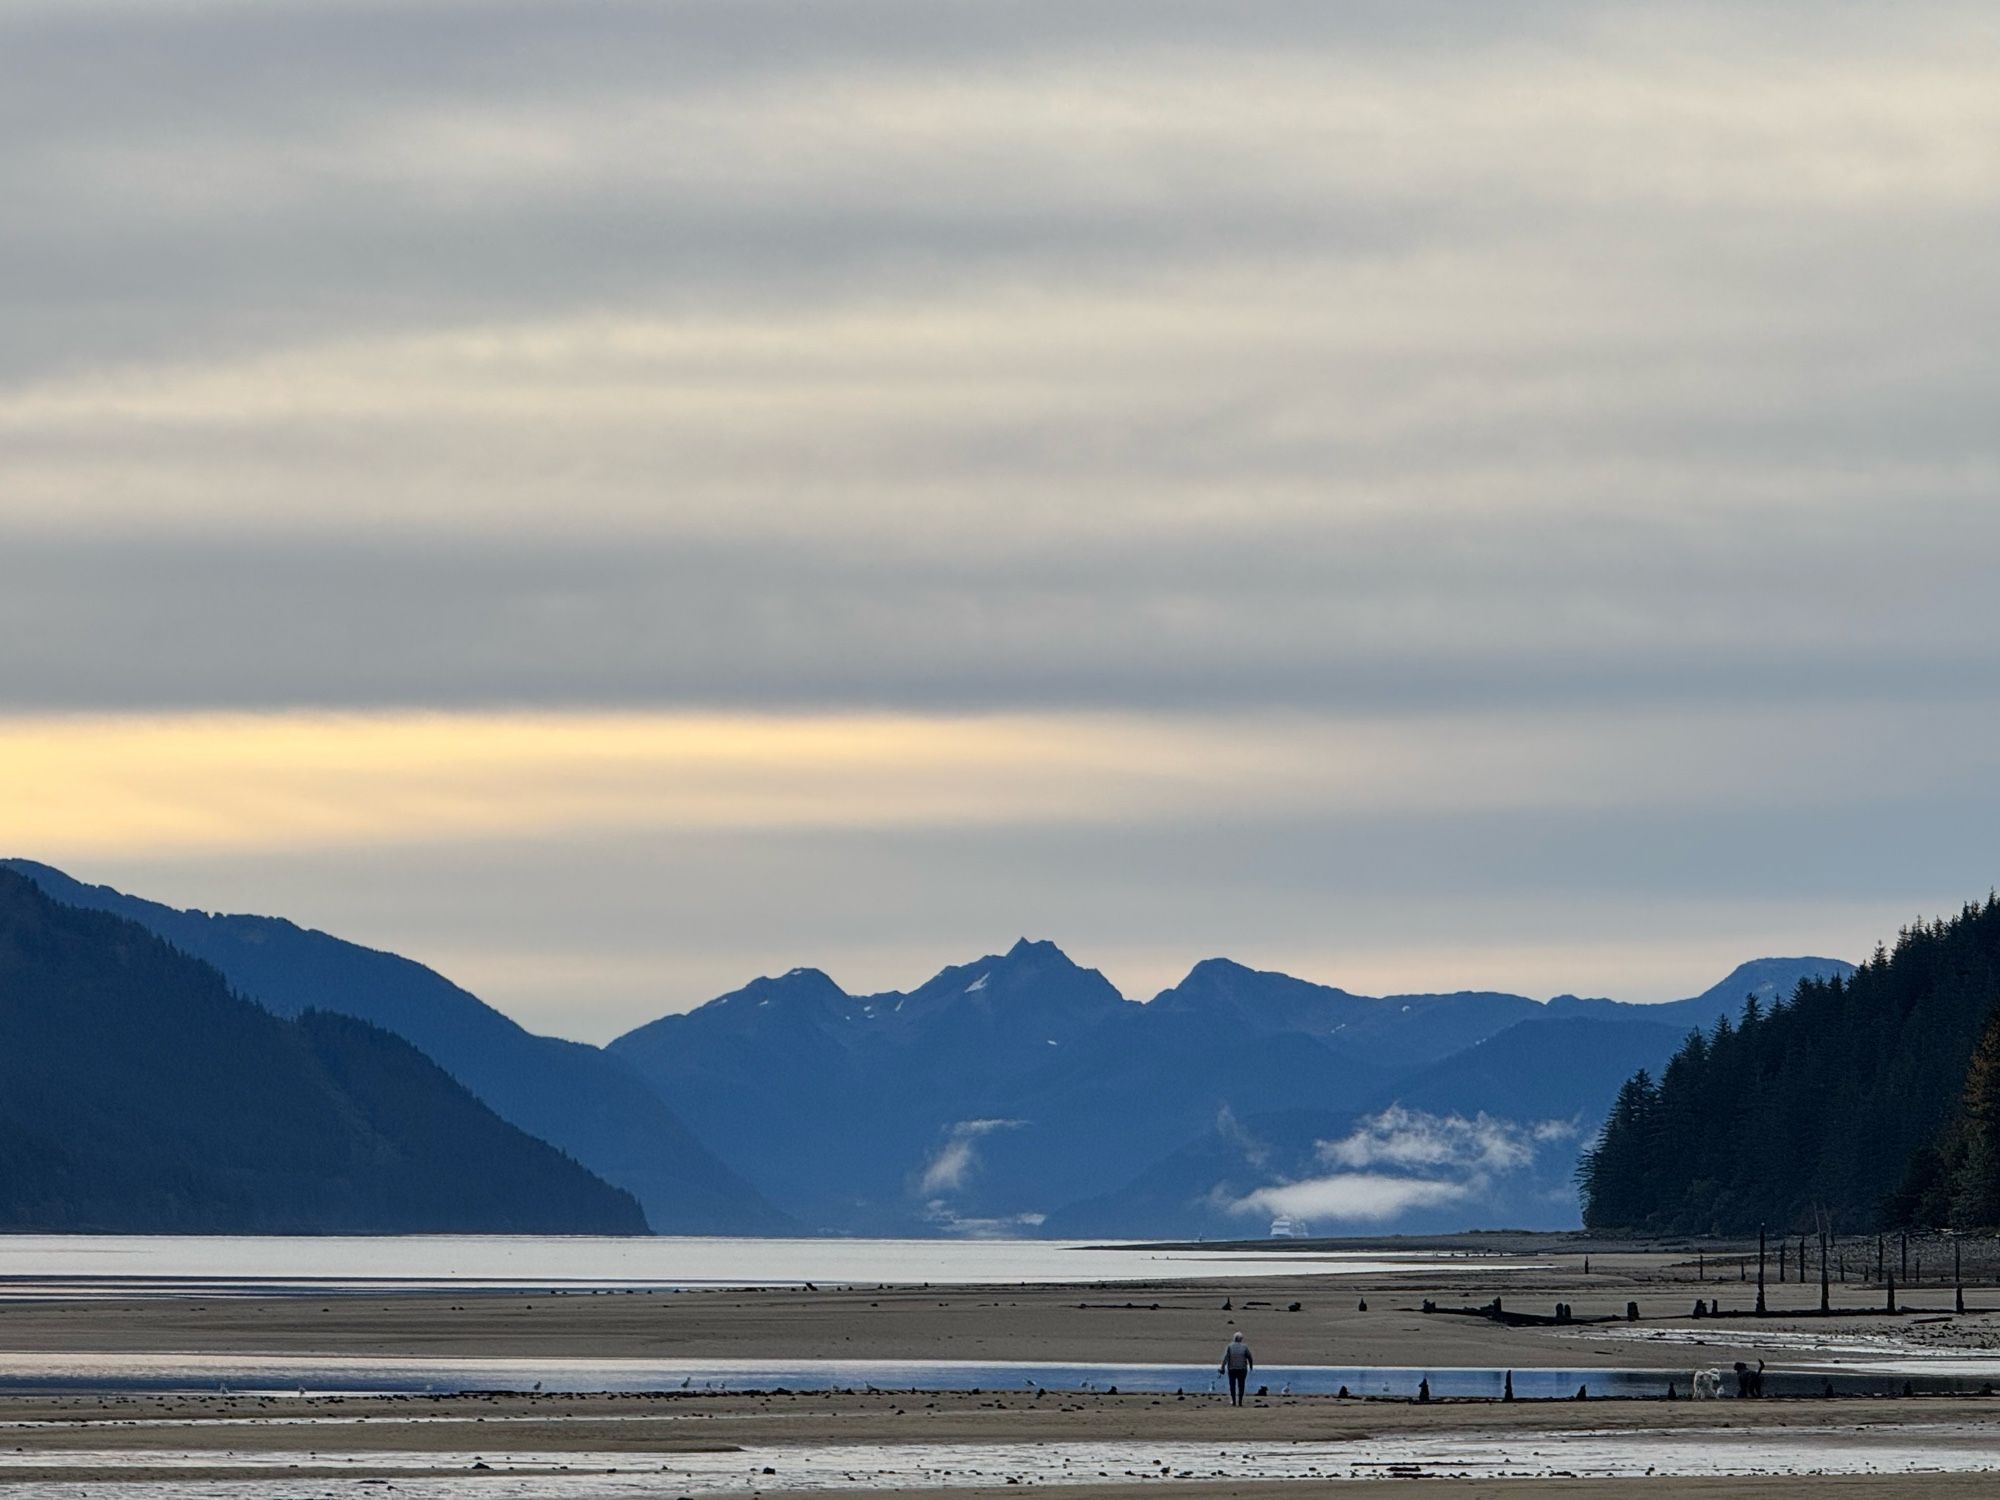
xmin=1580 ymin=897 xmax=2000 ymax=1234
xmin=1578 ymin=1070 xmax=1660 ymax=1230
xmin=1948 ymin=1006 xmax=2000 ymax=1226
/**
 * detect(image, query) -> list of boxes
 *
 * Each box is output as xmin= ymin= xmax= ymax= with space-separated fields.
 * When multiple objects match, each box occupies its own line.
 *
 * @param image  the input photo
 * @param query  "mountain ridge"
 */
xmin=0 ymin=868 xmax=645 ymax=1234
xmin=6 ymin=858 xmax=1856 ymax=1240
xmin=613 ymin=940 xmax=1852 ymax=1236
xmin=4 ymin=859 xmax=789 ymax=1236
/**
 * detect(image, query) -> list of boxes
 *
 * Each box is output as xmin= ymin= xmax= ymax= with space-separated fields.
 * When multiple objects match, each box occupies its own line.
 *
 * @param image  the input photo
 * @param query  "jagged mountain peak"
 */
xmin=1002 ymin=936 xmax=1078 ymax=967
xmin=900 ymin=938 xmax=1123 ymax=1007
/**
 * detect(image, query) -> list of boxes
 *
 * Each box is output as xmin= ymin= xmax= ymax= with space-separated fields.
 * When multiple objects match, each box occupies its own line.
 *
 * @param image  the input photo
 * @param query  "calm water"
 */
xmin=3 ymin=1351 xmax=1986 ymax=1399
xmin=0 ymin=1235 xmax=1475 ymax=1297
xmin=0 ymin=1352 xmax=1683 ymax=1399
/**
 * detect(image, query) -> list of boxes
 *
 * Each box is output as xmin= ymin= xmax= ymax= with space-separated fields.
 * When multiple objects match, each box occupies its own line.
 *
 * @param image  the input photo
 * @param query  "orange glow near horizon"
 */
xmin=0 ymin=698 xmax=1913 ymax=865
xmin=0 ymin=709 xmax=1320 ymax=859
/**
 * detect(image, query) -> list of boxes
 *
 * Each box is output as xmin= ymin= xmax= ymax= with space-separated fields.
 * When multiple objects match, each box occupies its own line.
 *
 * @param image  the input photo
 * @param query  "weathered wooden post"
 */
xmin=1886 ymin=1269 xmax=1897 ymax=1314
xmin=1757 ymin=1226 xmax=1767 ymax=1315
xmin=1698 ymin=1250 xmax=1705 ymax=1282
xmin=1878 ymin=1235 xmax=1886 ymax=1283
xmin=1820 ymin=1228 xmax=1831 ymax=1314
xmin=1779 ymin=1242 xmax=1788 ymax=1284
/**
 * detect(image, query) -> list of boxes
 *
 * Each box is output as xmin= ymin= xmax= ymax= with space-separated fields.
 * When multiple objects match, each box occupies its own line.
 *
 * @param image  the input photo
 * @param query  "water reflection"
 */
xmin=0 ymin=1352 xmax=1980 ymax=1399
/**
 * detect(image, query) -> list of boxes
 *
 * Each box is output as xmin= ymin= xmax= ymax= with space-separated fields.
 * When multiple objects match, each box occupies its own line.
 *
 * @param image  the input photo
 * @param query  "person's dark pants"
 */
xmin=1228 ymin=1370 xmax=1247 ymax=1406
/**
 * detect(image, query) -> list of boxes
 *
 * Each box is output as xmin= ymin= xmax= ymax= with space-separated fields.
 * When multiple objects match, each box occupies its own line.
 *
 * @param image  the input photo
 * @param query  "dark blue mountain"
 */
xmin=5 ymin=860 xmax=787 ymax=1235
xmin=1040 ymin=1106 xmax=1364 ymax=1240
xmin=1045 ymin=965 xmax=1852 ymax=1240
xmin=1377 ymin=1017 xmax=1687 ymax=1120
xmin=619 ymin=947 xmax=1853 ymax=1237
xmin=613 ymin=939 xmax=1182 ymax=1231
xmin=1149 ymin=958 xmax=1543 ymax=1070
xmin=11 ymin=852 xmax=1856 ymax=1240
xmin=0 ymin=869 xmax=644 ymax=1234
xmin=1544 ymin=957 xmax=1853 ymax=1031
xmin=1041 ymin=1021 xmax=1688 ymax=1240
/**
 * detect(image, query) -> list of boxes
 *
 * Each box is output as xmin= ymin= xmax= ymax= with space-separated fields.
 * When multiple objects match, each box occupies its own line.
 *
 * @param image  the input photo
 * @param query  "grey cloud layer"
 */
xmin=4 ymin=521 xmax=2000 ymax=712
xmin=5 ymin=1 xmax=1999 ymax=1036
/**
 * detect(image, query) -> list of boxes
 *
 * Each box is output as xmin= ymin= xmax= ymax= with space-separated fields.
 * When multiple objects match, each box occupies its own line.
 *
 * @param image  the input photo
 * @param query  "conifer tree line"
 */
xmin=1580 ymin=895 xmax=2000 ymax=1235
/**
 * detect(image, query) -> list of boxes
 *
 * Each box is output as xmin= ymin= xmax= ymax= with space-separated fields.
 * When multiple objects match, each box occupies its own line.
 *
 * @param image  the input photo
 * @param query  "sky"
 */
xmin=5 ymin=0 xmax=1999 ymax=1042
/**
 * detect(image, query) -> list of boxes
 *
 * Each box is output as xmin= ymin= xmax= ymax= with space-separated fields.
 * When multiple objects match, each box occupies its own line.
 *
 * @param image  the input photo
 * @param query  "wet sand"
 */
xmin=1 ymin=1388 xmax=1998 ymax=1493
xmin=6 ymin=1248 xmax=2000 ymax=1492
xmin=0 ymin=1248 xmax=1990 ymax=1371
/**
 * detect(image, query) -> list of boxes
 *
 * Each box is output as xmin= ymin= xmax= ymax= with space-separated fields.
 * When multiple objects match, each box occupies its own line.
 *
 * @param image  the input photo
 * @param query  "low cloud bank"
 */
xmin=1225 ymin=1106 xmax=1581 ymax=1225
xmin=1320 ymin=1105 xmax=1577 ymax=1175
xmin=1231 ymin=1172 xmax=1470 ymax=1222
xmin=918 ymin=1118 xmax=1025 ymax=1195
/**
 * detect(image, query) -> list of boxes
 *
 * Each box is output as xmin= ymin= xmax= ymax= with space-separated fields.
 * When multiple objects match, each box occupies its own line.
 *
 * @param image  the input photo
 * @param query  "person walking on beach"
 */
xmin=1219 ymin=1331 xmax=1254 ymax=1406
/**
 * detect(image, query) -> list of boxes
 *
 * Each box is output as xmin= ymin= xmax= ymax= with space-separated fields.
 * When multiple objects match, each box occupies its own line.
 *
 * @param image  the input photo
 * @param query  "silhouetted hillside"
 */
xmin=1545 ymin=958 xmax=1854 ymax=1033
xmin=6 ymin=860 xmax=788 ymax=1235
xmin=0 ymin=869 xmax=644 ymax=1234
xmin=1581 ymin=901 xmax=2000 ymax=1235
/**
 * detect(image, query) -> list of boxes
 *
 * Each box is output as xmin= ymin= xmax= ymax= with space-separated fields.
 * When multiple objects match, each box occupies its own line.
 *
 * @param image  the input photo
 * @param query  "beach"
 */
xmin=0 ymin=1242 xmax=1981 ymax=1369
xmin=6 ymin=1245 xmax=2000 ymax=1492
xmin=1 ymin=1387 xmax=1997 ymax=1495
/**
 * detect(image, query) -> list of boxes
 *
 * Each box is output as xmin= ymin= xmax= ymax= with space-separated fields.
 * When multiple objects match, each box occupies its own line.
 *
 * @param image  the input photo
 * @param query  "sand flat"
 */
xmin=0 ymin=1250 xmax=1989 ymax=1372
xmin=5 ymin=1249 xmax=2000 ymax=1493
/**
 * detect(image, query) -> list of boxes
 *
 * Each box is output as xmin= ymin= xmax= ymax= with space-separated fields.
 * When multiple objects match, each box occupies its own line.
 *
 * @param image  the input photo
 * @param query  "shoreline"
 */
xmin=8 ymin=1252 xmax=2000 ymax=1492
xmin=0 ymin=1251 xmax=1989 ymax=1369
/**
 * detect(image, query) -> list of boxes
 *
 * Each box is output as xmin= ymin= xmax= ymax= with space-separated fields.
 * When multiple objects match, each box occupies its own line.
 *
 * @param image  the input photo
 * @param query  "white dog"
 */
xmin=1690 ymin=1369 xmax=1724 ymax=1400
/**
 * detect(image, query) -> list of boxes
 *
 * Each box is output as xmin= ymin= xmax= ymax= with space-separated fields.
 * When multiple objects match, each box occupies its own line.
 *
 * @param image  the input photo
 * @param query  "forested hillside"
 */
xmin=0 ymin=869 xmax=646 ymax=1234
xmin=1580 ymin=897 xmax=2000 ymax=1235
xmin=7 ymin=860 xmax=787 ymax=1235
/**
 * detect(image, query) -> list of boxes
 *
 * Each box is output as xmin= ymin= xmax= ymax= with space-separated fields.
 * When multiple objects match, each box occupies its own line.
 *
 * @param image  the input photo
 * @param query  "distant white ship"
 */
xmin=1267 ymin=1215 xmax=1311 ymax=1239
